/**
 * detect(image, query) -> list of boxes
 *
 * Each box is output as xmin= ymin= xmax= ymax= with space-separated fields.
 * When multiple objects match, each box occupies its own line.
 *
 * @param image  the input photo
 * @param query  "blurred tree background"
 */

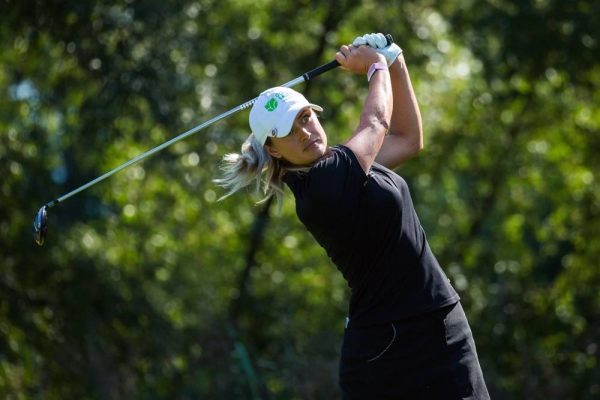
xmin=1 ymin=0 xmax=599 ymax=398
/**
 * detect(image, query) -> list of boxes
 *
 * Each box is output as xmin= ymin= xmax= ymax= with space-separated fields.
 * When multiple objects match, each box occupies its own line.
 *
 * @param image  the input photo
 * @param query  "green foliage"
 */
xmin=1 ymin=0 xmax=599 ymax=398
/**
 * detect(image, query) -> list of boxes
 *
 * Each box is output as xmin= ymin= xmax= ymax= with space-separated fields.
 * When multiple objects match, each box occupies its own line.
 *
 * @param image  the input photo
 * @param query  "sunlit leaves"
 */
xmin=1 ymin=0 xmax=600 ymax=398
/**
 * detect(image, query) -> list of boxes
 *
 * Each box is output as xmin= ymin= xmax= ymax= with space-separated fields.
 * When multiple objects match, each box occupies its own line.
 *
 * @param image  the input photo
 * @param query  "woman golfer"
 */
xmin=216 ymin=33 xmax=490 ymax=399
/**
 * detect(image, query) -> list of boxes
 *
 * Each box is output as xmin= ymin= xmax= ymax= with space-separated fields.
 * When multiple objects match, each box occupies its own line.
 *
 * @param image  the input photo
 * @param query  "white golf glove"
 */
xmin=353 ymin=33 xmax=402 ymax=66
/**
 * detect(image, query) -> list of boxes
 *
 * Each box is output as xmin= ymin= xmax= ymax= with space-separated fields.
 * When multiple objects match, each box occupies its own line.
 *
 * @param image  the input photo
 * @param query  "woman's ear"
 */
xmin=265 ymin=144 xmax=283 ymax=159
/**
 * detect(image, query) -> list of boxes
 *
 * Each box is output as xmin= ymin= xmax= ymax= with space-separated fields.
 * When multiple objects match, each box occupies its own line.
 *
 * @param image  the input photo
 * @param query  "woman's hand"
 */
xmin=352 ymin=33 xmax=403 ymax=67
xmin=335 ymin=44 xmax=387 ymax=76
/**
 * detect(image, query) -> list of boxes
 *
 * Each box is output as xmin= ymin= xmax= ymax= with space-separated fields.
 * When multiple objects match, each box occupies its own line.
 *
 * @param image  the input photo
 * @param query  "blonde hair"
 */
xmin=214 ymin=134 xmax=309 ymax=213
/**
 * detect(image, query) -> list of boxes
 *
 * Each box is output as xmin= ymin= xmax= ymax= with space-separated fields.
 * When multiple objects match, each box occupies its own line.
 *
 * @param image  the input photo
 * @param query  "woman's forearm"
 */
xmin=375 ymin=54 xmax=423 ymax=169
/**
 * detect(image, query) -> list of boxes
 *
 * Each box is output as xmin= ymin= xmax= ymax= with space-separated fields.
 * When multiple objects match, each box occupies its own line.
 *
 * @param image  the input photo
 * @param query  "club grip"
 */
xmin=303 ymin=34 xmax=394 ymax=81
xmin=303 ymin=60 xmax=340 ymax=80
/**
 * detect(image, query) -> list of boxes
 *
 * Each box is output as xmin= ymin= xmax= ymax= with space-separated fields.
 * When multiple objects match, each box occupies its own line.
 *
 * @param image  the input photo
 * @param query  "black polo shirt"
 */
xmin=283 ymin=145 xmax=459 ymax=328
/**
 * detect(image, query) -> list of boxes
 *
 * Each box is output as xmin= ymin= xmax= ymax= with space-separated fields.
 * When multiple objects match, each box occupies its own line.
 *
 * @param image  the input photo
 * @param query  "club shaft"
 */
xmin=43 ymin=60 xmax=343 ymax=209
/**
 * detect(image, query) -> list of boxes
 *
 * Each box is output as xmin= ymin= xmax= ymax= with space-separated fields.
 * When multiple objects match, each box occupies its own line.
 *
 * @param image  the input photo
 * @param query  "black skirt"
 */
xmin=339 ymin=302 xmax=490 ymax=399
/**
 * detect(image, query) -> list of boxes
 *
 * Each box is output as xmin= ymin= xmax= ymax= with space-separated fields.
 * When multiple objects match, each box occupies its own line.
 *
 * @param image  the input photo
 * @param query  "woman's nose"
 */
xmin=299 ymin=128 xmax=310 ymax=140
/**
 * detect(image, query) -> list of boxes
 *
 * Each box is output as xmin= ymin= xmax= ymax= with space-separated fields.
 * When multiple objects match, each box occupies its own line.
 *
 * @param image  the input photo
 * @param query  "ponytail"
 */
xmin=215 ymin=134 xmax=306 ymax=213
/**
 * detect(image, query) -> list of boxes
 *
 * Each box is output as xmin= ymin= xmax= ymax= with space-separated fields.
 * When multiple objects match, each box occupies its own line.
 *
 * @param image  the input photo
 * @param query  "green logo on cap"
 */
xmin=265 ymin=98 xmax=278 ymax=112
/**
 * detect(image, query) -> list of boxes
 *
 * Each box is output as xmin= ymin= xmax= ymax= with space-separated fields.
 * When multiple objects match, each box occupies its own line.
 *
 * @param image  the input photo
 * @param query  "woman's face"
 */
xmin=265 ymin=107 xmax=330 ymax=166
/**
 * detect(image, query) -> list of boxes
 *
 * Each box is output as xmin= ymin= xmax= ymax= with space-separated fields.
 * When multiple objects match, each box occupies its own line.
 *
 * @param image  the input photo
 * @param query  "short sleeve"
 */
xmin=299 ymin=145 xmax=367 ymax=213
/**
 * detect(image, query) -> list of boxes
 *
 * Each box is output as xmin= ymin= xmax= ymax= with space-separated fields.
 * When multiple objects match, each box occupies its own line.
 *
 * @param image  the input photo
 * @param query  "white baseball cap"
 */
xmin=249 ymin=87 xmax=323 ymax=145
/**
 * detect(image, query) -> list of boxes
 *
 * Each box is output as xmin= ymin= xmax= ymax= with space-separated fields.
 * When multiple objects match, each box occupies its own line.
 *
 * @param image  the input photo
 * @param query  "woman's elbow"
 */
xmin=416 ymin=134 xmax=424 ymax=153
xmin=408 ymin=128 xmax=424 ymax=156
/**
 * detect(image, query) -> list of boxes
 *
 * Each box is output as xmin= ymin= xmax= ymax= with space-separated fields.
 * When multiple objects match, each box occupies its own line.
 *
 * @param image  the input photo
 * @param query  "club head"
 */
xmin=33 ymin=206 xmax=48 ymax=246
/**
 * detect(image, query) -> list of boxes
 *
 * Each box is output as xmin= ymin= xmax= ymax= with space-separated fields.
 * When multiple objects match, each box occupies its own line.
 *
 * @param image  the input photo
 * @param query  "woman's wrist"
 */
xmin=367 ymin=62 xmax=389 ymax=82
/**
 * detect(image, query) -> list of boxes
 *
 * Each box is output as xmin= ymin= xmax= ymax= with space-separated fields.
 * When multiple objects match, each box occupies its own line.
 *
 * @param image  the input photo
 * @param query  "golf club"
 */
xmin=33 ymin=34 xmax=394 ymax=245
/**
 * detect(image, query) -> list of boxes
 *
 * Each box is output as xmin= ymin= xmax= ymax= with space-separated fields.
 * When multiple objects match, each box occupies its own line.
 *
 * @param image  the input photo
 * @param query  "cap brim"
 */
xmin=274 ymin=103 xmax=323 ymax=140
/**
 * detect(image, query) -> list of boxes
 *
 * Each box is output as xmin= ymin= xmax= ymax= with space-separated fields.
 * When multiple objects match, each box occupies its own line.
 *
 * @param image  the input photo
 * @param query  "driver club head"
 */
xmin=33 ymin=206 xmax=48 ymax=246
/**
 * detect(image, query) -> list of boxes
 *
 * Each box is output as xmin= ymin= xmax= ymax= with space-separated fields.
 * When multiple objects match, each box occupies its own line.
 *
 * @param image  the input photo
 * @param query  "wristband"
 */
xmin=367 ymin=62 xmax=388 ymax=82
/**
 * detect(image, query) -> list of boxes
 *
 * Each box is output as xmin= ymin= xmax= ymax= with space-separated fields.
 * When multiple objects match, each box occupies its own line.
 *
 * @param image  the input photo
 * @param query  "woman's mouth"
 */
xmin=304 ymin=140 xmax=318 ymax=151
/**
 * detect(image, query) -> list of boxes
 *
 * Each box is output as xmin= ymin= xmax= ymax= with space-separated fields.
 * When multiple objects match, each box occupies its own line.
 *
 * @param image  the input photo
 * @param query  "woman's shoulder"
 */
xmin=331 ymin=144 xmax=356 ymax=159
xmin=285 ymin=145 xmax=366 ymax=198
xmin=319 ymin=145 xmax=361 ymax=170
xmin=284 ymin=145 xmax=350 ymax=181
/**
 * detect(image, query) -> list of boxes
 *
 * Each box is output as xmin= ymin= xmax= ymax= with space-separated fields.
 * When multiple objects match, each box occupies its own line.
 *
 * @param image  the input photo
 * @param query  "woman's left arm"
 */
xmin=374 ymin=53 xmax=423 ymax=169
